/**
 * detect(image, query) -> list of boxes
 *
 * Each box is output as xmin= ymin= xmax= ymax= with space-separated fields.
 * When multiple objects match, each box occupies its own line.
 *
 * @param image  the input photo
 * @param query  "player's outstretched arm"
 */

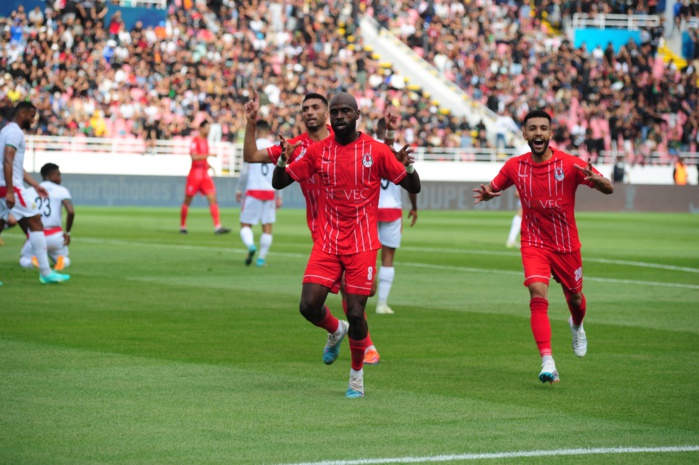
xmin=243 ymin=89 xmax=272 ymax=163
xmin=575 ymin=162 xmax=614 ymax=194
xmin=394 ymin=144 xmax=420 ymax=194
xmin=384 ymin=106 xmax=400 ymax=147
xmin=272 ymin=135 xmax=301 ymax=190
xmin=473 ymin=183 xmax=501 ymax=204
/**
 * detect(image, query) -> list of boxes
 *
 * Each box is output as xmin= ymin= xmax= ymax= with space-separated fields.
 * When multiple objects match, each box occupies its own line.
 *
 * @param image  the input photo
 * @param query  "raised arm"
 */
xmin=393 ymin=144 xmax=421 ymax=194
xmin=243 ymin=89 xmax=273 ymax=163
xmin=575 ymin=162 xmax=614 ymax=194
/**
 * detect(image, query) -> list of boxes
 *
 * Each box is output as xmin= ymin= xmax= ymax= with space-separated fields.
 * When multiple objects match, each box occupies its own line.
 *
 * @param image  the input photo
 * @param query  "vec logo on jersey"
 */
xmin=554 ymin=167 xmax=564 ymax=181
xmin=362 ymin=154 xmax=373 ymax=168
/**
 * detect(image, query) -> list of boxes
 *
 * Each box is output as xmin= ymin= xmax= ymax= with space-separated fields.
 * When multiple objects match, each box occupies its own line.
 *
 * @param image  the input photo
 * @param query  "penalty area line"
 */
xmin=278 ymin=445 xmax=699 ymax=465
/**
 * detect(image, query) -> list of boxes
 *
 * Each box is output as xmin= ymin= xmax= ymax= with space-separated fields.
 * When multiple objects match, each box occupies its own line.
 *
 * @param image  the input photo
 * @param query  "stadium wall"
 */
xmin=33 ymin=174 xmax=699 ymax=213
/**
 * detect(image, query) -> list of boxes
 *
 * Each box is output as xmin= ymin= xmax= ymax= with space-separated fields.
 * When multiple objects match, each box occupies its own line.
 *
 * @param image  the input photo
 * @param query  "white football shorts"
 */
xmin=378 ymin=218 xmax=402 ymax=249
xmin=240 ymin=196 xmax=276 ymax=225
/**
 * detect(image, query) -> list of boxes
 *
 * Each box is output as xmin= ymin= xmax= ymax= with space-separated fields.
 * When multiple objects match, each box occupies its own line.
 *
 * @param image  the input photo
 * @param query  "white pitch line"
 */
xmin=10 ymin=234 xmax=696 ymax=289
xmin=399 ymin=262 xmax=699 ymax=290
xmin=278 ymin=445 xmax=699 ymax=465
xmin=401 ymin=246 xmax=699 ymax=274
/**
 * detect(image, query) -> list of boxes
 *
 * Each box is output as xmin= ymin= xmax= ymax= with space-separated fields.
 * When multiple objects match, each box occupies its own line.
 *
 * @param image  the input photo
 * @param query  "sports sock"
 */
xmin=240 ymin=226 xmax=255 ymax=249
xmin=180 ymin=204 xmax=188 ymax=228
xmin=28 ymin=231 xmax=51 ymax=276
xmin=209 ymin=204 xmax=222 ymax=229
xmin=259 ymin=233 xmax=272 ymax=259
xmin=377 ymin=266 xmax=395 ymax=305
xmin=313 ymin=305 xmax=340 ymax=334
xmin=530 ymin=297 xmax=552 ymax=357
xmin=342 ymin=299 xmax=374 ymax=347
xmin=508 ymin=214 xmax=522 ymax=244
xmin=568 ymin=293 xmax=587 ymax=327
xmin=349 ymin=336 xmax=369 ymax=371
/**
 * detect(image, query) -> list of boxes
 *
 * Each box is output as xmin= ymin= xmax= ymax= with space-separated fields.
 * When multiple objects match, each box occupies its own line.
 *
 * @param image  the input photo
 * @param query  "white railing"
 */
xmin=680 ymin=17 xmax=699 ymax=31
xmin=25 ymin=135 xmax=697 ymax=168
xmin=572 ymin=13 xmax=660 ymax=30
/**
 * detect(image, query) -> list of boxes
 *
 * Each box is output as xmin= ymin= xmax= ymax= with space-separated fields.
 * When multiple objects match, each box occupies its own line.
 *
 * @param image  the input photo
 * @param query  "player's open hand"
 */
xmin=574 ymin=162 xmax=597 ymax=181
xmin=279 ymin=134 xmax=301 ymax=162
xmin=63 ymin=233 xmax=71 ymax=246
xmin=244 ymin=89 xmax=259 ymax=121
xmin=473 ymin=184 xmax=500 ymax=204
xmin=393 ymin=144 xmax=415 ymax=167
xmin=408 ymin=208 xmax=417 ymax=227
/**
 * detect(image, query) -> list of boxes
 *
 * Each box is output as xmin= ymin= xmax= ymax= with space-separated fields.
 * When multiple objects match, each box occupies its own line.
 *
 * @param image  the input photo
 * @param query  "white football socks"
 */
xmin=377 ymin=266 xmax=395 ymax=305
xmin=259 ymin=233 xmax=272 ymax=259
xmin=28 ymin=231 xmax=51 ymax=276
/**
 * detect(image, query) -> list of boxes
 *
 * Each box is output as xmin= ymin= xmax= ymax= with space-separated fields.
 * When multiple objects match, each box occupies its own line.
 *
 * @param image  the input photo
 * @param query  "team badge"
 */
xmin=362 ymin=153 xmax=373 ymax=168
xmin=554 ymin=167 xmax=564 ymax=181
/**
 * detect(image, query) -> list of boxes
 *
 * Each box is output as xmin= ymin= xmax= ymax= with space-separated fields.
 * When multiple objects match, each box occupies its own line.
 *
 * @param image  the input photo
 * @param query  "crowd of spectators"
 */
xmin=0 ymin=0 xmax=697 ymax=164
xmin=379 ymin=0 xmax=699 ymax=164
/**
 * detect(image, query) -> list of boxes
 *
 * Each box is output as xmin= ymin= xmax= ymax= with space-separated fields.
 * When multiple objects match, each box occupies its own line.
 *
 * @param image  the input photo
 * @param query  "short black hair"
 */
xmin=14 ymin=101 xmax=36 ymax=116
xmin=256 ymin=120 xmax=270 ymax=131
xmin=376 ymin=117 xmax=386 ymax=132
xmin=522 ymin=109 xmax=551 ymax=127
xmin=303 ymin=93 xmax=328 ymax=106
xmin=199 ymin=120 xmax=209 ymax=128
xmin=40 ymin=162 xmax=59 ymax=179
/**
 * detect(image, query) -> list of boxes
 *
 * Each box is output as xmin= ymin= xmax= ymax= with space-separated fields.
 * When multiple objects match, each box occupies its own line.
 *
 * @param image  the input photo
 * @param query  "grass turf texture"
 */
xmin=0 ymin=207 xmax=697 ymax=465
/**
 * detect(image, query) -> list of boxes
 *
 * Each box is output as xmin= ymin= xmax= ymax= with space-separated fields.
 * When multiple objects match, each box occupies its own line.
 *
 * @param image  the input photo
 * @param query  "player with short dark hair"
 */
xmin=474 ymin=109 xmax=613 ymax=384
xmin=0 ymin=101 xmax=70 ymax=284
xmin=272 ymin=92 xmax=421 ymax=398
xmin=180 ymin=120 xmax=231 ymax=235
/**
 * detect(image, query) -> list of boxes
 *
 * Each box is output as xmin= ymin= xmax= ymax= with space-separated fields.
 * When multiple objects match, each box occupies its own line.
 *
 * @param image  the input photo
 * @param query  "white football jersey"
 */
xmin=0 ymin=122 xmax=27 ymax=188
xmin=35 ymin=181 xmax=71 ymax=229
xmin=244 ymin=138 xmax=276 ymax=192
xmin=375 ymin=138 xmax=403 ymax=209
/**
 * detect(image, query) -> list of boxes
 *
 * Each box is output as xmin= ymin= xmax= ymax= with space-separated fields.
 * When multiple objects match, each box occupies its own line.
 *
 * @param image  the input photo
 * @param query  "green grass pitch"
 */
xmin=0 ymin=207 xmax=697 ymax=465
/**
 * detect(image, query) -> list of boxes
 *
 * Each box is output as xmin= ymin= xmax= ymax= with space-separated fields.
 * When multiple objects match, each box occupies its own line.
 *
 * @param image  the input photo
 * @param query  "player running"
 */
xmin=272 ymin=92 xmax=421 ymax=398
xmin=474 ymin=109 xmax=613 ymax=384
xmin=180 ymin=121 xmax=231 ymax=235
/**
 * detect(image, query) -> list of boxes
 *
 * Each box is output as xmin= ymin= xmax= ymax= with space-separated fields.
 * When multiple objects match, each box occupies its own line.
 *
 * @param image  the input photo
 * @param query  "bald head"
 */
xmin=329 ymin=92 xmax=358 ymax=110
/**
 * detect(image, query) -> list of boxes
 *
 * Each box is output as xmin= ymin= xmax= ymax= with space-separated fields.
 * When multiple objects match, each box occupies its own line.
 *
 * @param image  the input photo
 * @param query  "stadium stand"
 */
xmin=0 ymin=0 xmax=697 ymax=166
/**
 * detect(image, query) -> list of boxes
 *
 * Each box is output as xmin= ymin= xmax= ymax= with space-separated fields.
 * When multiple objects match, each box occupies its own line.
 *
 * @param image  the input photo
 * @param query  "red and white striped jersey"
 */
xmin=491 ymin=147 xmax=601 ymax=253
xmin=286 ymin=133 xmax=408 ymax=255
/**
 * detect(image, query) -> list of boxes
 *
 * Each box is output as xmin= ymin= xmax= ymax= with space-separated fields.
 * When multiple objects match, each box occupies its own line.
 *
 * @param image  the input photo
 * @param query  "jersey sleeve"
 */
xmin=491 ymin=158 xmax=516 ymax=192
xmin=267 ymin=144 xmax=282 ymax=164
xmin=376 ymin=144 xmax=407 ymax=185
xmin=285 ymin=143 xmax=317 ymax=183
xmin=189 ymin=139 xmax=200 ymax=155
xmin=3 ymin=128 xmax=22 ymax=150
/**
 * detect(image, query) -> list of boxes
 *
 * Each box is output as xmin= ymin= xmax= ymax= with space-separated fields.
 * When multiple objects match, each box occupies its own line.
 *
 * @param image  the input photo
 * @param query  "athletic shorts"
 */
xmin=185 ymin=171 xmax=216 ymax=197
xmin=240 ymin=196 xmax=276 ymax=225
xmin=303 ymin=245 xmax=378 ymax=296
xmin=20 ymin=228 xmax=70 ymax=266
xmin=521 ymin=246 xmax=583 ymax=293
xmin=0 ymin=186 xmax=40 ymax=221
xmin=378 ymin=218 xmax=402 ymax=249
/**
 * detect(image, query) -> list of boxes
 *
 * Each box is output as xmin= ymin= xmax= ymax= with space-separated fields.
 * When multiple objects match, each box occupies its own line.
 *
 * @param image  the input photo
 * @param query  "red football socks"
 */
xmin=313 ymin=305 xmax=340 ymax=334
xmin=210 ymin=204 xmax=221 ymax=229
xmin=180 ymin=204 xmax=188 ymax=228
xmin=530 ymin=297 xmax=552 ymax=357
xmin=349 ymin=336 xmax=369 ymax=371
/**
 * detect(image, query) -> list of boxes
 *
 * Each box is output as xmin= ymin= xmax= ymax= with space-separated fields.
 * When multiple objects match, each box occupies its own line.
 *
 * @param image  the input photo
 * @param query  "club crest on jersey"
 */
xmin=554 ymin=167 xmax=564 ymax=181
xmin=362 ymin=153 xmax=373 ymax=168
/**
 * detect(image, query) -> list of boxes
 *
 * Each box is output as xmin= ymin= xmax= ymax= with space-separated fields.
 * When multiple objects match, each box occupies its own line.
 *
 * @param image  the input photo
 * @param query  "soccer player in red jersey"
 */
xmin=243 ymin=90 xmax=383 ymax=365
xmin=474 ymin=109 xmax=613 ymax=384
xmin=180 ymin=121 xmax=230 ymax=235
xmin=272 ymin=92 xmax=421 ymax=397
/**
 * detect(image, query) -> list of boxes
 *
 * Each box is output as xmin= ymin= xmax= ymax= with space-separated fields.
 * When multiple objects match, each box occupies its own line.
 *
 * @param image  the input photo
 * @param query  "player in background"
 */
xmin=180 ymin=120 xmax=231 ymax=235
xmin=235 ymin=120 xmax=281 ymax=266
xmin=506 ymin=190 xmax=523 ymax=249
xmin=0 ymin=101 xmax=70 ymax=284
xmin=19 ymin=163 xmax=74 ymax=270
xmin=273 ymin=92 xmax=421 ymax=398
xmin=474 ymin=109 xmax=613 ymax=384
xmin=374 ymin=113 xmax=418 ymax=315
xmin=243 ymin=90 xmax=383 ymax=365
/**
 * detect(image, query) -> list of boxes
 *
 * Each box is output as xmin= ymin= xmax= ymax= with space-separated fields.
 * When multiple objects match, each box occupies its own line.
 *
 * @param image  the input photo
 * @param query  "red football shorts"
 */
xmin=185 ymin=170 xmax=216 ymax=196
xmin=521 ymin=246 xmax=583 ymax=293
xmin=303 ymin=245 xmax=378 ymax=296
